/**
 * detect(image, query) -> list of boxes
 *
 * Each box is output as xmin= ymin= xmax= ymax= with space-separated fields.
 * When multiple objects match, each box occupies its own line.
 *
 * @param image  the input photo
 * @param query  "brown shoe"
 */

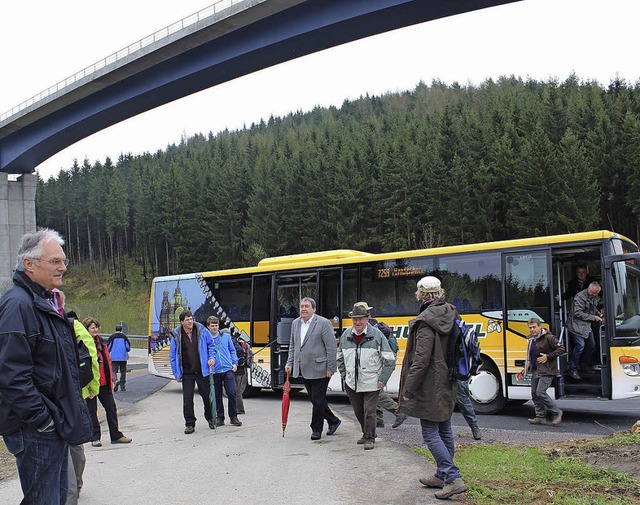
xmin=363 ymin=440 xmax=375 ymax=450
xmin=357 ymin=436 xmax=366 ymax=445
xmin=434 ymin=478 xmax=467 ymax=500
xmin=419 ymin=475 xmax=444 ymax=488
xmin=184 ymin=426 xmax=195 ymax=434
xmin=528 ymin=417 xmax=547 ymax=425
xmin=551 ymin=409 xmax=563 ymax=425
xmin=111 ymin=436 xmax=132 ymax=444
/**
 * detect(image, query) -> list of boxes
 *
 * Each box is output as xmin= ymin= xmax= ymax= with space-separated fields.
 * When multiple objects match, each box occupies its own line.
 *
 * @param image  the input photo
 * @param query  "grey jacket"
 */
xmin=399 ymin=299 xmax=457 ymax=422
xmin=566 ymin=288 xmax=602 ymax=338
xmin=337 ymin=323 xmax=396 ymax=392
xmin=286 ymin=315 xmax=337 ymax=379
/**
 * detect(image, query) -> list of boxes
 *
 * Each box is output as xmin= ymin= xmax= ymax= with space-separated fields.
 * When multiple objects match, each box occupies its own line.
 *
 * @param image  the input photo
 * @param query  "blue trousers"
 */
xmin=569 ymin=330 xmax=595 ymax=372
xmin=420 ymin=418 xmax=461 ymax=484
xmin=3 ymin=427 xmax=69 ymax=504
xmin=213 ymin=370 xmax=238 ymax=421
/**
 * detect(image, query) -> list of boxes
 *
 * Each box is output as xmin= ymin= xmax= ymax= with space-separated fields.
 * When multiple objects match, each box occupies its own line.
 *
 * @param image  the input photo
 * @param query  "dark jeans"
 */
xmin=181 ymin=372 xmax=212 ymax=427
xmin=112 ymin=361 xmax=127 ymax=387
xmin=86 ymin=385 xmax=124 ymax=441
xmin=3 ymin=427 xmax=69 ymax=504
xmin=456 ymin=379 xmax=478 ymax=428
xmin=345 ymin=384 xmax=379 ymax=441
xmin=213 ymin=370 xmax=238 ymax=421
xmin=569 ymin=330 xmax=595 ymax=372
xmin=303 ymin=376 xmax=339 ymax=433
xmin=420 ymin=418 xmax=461 ymax=484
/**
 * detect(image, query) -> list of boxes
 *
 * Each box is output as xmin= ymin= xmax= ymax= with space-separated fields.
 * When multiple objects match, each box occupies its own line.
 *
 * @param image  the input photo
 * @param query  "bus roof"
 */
xmin=153 ymin=230 xmax=633 ymax=282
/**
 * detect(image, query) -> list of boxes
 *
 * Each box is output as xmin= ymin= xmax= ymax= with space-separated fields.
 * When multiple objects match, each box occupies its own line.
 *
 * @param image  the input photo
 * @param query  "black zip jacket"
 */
xmin=0 ymin=271 xmax=92 ymax=444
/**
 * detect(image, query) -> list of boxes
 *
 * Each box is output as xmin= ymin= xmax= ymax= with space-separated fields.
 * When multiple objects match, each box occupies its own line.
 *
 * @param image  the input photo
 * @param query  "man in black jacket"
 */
xmin=0 ymin=229 xmax=92 ymax=504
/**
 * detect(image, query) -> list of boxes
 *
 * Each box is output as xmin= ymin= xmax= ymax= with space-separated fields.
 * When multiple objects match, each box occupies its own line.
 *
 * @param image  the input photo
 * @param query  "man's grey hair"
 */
xmin=300 ymin=297 xmax=316 ymax=310
xmin=15 ymin=229 xmax=64 ymax=272
xmin=589 ymin=281 xmax=601 ymax=292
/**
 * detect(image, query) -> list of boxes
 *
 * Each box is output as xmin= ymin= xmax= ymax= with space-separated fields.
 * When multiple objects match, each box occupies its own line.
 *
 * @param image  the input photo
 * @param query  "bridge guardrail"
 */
xmin=0 ymin=0 xmax=243 ymax=123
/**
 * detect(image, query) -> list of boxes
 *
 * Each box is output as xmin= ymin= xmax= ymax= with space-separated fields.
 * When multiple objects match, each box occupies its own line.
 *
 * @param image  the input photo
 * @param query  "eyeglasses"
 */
xmin=32 ymin=257 xmax=69 ymax=267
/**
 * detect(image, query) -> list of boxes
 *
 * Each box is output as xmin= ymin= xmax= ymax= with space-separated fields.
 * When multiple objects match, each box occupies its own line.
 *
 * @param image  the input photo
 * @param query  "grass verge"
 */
xmin=415 ymin=432 xmax=640 ymax=505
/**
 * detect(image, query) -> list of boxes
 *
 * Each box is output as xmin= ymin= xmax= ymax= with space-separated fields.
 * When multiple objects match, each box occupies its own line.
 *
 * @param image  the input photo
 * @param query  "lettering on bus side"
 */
xmin=387 ymin=323 xmax=488 ymax=339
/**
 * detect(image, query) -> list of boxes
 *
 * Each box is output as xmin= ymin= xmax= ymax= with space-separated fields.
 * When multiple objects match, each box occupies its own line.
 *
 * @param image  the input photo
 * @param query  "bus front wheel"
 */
xmin=468 ymin=362 xmax=507 ymax=414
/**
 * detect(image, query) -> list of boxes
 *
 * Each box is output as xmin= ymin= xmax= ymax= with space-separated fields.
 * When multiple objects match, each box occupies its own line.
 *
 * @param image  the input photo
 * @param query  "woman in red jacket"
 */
xmin=83 ymin=317 xmax=132 ymax=446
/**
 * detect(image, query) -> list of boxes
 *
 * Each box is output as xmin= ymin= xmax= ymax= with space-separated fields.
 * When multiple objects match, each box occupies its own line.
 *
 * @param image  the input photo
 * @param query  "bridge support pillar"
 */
xmin=0 ymin=173 xmax=37 ymax=291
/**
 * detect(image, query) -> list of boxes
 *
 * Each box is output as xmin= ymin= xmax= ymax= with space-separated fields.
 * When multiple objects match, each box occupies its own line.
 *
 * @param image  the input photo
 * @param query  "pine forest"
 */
xmin=35 ymin=76 xmax=640 ymax=287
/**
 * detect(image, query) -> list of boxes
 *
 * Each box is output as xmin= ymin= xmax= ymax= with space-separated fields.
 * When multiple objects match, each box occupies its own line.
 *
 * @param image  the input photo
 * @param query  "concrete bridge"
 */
xmin=0 ymin=0 xmax=519 ymax=285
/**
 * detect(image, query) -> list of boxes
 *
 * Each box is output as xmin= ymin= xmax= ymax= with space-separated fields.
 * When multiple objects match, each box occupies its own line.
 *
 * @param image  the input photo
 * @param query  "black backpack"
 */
xmin=69 ymin=315 xmax=94 ymax=388
xmin=77 ymin=339 xmax=94 ymax=388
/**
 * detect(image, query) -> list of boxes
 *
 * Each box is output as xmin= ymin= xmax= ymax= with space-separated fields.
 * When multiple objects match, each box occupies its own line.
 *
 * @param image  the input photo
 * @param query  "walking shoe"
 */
xmin=208 ymin=419 xmax=216 ymax=430
xmin=216 ymin=419 xmax=225 ymax=426
xmin=551 ymin=409 xmax=563 ymax=425
xmin=111 ymin=436 xmax=132 ymax=444
xmin=419 ymin=475 xmax=444 ymax=489
xmin=528 ymin=417 xmax=547 ymax=425
xmin=327 ymin=419 xmax=341 ymax=435
xmin=392 ymin=413 xmax=408 ymax=428
xmin=184 ymin=426 xmax=195 ymax=434
xmin=357 ymin=436 xmax=366 ymax=445
xmin=434 ymin=478 xmax=467 ymax=500
xmin=310 ymin=431 xmax=321 ymax=440
xmin=113 ymin=382 xmax=119 ymax=392
xmin=91 ymin=440 xmax=102 ymax=447
xmin=363 ymin=440 xmax=375 ymax=450
xmin=237 ymin=410 xmax=245 ymax=415
xmin=230 ymin=418 xmax=243 ymax=426
xmin=569 ymin=370 xmax=581 ymax=380
xmin=376 ymin=421 xmax=385 ymax=428
xmin=471 ymin=425 xmax=482 ymax=440
xmin=121 ymin=385 xmax=126 ymax=392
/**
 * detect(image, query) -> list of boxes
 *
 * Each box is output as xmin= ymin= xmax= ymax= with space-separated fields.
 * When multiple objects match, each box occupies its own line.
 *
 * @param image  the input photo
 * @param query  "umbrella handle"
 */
xmin=286 ymin=370 xmax=290 ymax=382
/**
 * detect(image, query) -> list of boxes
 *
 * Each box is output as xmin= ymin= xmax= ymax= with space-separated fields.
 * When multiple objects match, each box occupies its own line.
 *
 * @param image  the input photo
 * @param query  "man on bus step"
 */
xmin=566 ymin=282 xmax=603 ymax=380
xmin=285 ymin=297 xmax=341 ymax=441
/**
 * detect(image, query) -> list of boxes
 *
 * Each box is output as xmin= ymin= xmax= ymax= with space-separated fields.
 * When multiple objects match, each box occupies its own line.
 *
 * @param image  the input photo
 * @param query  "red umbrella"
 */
xmin=281 ymin=370 xmax=291 ymax=437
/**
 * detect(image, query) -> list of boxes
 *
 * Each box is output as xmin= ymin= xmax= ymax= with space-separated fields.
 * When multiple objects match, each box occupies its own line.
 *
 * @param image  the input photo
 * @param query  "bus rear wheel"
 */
xmin=468 ymin=362 xmax=507 ymax=414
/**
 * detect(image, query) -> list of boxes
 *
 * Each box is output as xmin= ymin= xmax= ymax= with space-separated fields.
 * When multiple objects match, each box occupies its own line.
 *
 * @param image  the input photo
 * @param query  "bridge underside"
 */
xmin=0 ymin=0 xmax=518 ymax=174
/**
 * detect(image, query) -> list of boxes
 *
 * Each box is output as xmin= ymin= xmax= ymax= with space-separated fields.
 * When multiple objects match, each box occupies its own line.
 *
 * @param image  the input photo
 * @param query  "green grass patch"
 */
xmin=61 ymin=261 xmax=151 ymax=335
xmin=415 ymin=438 xmax=640 ymax=505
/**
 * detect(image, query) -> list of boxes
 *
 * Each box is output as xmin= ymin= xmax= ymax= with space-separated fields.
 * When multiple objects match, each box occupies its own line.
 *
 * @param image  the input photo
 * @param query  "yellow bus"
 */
xmin=148 ymin=230 xmax=640 ymax=414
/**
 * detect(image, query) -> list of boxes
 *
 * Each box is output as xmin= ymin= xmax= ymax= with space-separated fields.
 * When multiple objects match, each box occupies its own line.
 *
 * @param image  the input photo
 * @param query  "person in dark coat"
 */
xmin=399 ymin=276 xmax=467 ymax=501
xmin=0 ymin=229 xmax=92 ymax=504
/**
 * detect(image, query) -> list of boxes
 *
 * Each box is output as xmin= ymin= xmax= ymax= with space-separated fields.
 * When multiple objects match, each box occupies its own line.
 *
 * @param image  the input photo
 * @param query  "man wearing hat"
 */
xmin=399 ymin=276 xmax=467 ymax=500
xmin=337 ymin=302 xmax=396 ymax=450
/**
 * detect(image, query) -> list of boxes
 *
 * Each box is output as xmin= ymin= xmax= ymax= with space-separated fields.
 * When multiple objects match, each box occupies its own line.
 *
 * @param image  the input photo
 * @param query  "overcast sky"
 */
xmin=2 ymin=0 xmax=639 ymax=180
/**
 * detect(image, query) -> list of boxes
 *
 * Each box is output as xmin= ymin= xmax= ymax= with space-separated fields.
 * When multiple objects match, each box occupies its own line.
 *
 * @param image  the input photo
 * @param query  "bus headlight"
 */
xmin=619 ymin=356 xmax=640 ymax=376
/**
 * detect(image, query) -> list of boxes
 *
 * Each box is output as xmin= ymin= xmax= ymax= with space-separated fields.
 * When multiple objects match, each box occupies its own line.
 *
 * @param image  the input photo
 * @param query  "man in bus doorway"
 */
xmin=566 ymin=281 xmax=603 ymax=380
xmin=170 ymin=311 xmax=216 ymax=434
xmin=285 ymin=297 xmax=341 ymax=441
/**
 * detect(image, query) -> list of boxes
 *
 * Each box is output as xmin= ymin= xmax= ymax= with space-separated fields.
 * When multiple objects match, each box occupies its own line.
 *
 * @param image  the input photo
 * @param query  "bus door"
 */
xmin=503 ymin=249 xmax=553 ymax=400
xmin=249 ymin=274 xmax=274 ymax=390
xmin=272 ymin=271 xmax=318 ymax=388
xmin=318 ymin=268 xmax=343 ymax=337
